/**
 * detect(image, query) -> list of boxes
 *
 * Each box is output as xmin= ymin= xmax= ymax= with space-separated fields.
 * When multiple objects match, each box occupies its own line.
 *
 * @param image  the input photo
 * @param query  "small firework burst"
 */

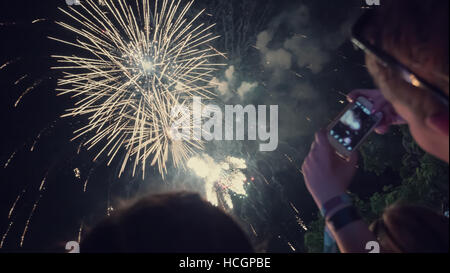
xmin=187 ymin=154 xmax=247 ymax=209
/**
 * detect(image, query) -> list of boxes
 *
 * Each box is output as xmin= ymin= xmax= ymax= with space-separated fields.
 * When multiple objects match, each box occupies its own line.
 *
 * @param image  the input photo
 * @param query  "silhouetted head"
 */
xmin=81 ymin=192 xmax=253 ymax=253
xmin=370 ymin=204 xmax=449 ymax=253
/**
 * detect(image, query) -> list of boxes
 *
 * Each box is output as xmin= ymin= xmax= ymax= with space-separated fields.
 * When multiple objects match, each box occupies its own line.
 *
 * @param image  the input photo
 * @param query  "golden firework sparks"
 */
xmin=50 ymin=0 xmax=224 ymax=177
xmin=8 ymin=189 xmax=26 ymax=219
xmin=0 ymin=221 xmax=14 ymax=249
xmin=20 ymin=195 xmax=42 ymax=248
xmin=4 ymin=151 xmax=17 ymax=169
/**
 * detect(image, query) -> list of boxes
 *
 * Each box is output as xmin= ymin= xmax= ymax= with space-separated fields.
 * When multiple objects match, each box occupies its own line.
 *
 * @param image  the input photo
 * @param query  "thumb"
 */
xmin=371 ymin=100 xmax=388 ymax=114
xmin=375 ymin=124 xmax=390 ymax=134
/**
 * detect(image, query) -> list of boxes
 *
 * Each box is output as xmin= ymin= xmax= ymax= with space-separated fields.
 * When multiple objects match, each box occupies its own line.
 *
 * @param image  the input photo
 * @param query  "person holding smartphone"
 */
xmin=302 ymin=0 xmax=449 ymax=253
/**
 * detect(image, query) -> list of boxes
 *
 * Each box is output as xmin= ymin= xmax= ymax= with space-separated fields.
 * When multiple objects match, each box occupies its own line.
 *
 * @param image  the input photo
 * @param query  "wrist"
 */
xmin=314 ymin=191 xmax=346 ymax=207
xmin=325 ymin=205 xmax=362 ymax=232
xmin=318 ymin=192 xmax=352 ymax=219
xmin=324 ymin=203 xmax=351 ymax=220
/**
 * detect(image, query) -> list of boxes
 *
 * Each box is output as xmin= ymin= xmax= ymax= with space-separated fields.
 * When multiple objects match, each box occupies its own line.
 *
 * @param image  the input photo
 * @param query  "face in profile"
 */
xmin=365 ymin=53 xmax=449 ymax=163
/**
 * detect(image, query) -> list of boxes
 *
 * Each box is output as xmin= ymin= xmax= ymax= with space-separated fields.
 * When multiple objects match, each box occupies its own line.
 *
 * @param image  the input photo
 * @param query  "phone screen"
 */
xmin=329 ymin=101 xmax=380 ymax=152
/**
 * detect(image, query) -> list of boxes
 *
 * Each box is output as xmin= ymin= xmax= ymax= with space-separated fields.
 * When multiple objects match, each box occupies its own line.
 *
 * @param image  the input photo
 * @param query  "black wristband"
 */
xmin=327 ymin=206 xmax=361 ymax=231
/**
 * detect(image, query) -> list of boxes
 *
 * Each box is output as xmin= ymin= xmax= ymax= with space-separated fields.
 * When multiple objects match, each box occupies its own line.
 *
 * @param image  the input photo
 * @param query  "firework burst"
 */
xmin=187 ymin=154 xmax=247 ymax=209
xmin=50 ymin=0 xmax=223 ymax=177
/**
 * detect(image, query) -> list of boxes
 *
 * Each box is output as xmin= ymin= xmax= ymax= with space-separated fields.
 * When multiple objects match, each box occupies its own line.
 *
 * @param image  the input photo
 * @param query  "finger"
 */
xmin=373 ymin=106 xmax=403 ymax=134
xmin=375 ymin=124 xmax=390 ymax=134
xmin=373 ymin=110 xmax=391 ymax=134
xmin=314 ymin=129 xmax=328 ymax=146
xmin=309 ymin=139 xmax=317 ymax=153
xmin=371 ymin=100 xmax=389 ymax=114
xmin=346 ymin=89 xmax=379 ymax=102
xmin=314 ymin=130 xmax=334 ymax=159
xmin=347 ymin=90 xmax=367 ymax=102
xmin=347 ymin=92 xmax=362 ymax=103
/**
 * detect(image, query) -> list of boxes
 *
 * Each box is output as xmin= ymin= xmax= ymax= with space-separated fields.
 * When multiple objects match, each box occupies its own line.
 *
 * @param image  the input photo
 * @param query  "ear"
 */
xmin=426 ymin=112 xmax=449 ymax=137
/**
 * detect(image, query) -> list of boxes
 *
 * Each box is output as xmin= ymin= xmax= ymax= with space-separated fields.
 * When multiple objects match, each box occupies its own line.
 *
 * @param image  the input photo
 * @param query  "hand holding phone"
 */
xmin=327 ymin=96 xmax=383 ymax=159
xmin=347 ymin=89 xmax=406 ymax=134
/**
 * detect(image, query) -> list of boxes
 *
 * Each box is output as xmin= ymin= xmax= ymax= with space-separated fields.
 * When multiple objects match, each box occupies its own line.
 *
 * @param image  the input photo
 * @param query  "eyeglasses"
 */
xmin=351 ymin=10 xmax=449 ymax=108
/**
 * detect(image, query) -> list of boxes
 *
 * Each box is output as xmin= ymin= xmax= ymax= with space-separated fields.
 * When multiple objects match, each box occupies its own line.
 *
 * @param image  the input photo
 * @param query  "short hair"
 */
xmin=362 ymin=0 xmax=449 ymax=110
xmin=370 ymin=204 xmax=449 ymax=253
xmin=80 ymin=192 xmax=253 ymax=253
xmin=365 ymin=0 xmax=448 ymax=75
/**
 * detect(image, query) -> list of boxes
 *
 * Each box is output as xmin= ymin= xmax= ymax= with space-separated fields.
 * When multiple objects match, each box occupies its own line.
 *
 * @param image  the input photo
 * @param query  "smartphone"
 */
xmin=327 ymin=96 xmax=383 ymax=159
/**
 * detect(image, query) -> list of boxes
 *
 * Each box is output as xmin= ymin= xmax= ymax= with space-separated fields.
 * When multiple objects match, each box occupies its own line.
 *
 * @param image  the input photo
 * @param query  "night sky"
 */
xmin=0 ymin=0 xmax=390 ymax=253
